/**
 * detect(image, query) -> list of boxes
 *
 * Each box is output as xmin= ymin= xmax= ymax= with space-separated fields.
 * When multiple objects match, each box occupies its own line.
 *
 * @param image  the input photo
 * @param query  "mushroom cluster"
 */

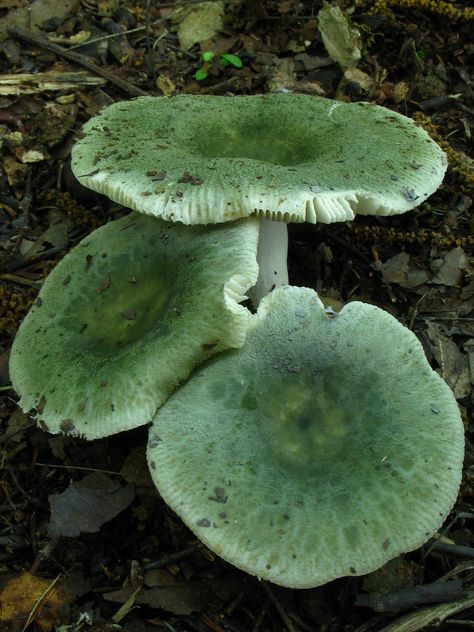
xmin=10 ymin=94 xmax=463 ymax=587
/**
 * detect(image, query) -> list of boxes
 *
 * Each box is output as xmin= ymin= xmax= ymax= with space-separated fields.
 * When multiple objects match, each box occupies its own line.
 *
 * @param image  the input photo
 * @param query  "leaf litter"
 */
xmin=0 ymin=0 xmax=473 ymax=630
xmin=48 ymin=472 xmax=135 ymax=538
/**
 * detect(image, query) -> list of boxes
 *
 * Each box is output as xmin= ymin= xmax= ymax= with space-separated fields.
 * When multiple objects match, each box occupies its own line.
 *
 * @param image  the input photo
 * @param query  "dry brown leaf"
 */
xmin=0 ymin=572 xmax=72 ymax=631
xmin=156 ymin=75 xmax=176 ymax=97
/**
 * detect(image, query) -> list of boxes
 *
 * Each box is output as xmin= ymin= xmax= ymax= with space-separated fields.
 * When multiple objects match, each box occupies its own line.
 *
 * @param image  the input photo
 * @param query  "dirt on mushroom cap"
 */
xmin=72 ymin=94 xmax=447 ymax=225
xmin=147 ymin=285 xmax=463 ymax=588
xmin=10 ymin=213 xmax=259 ymax=439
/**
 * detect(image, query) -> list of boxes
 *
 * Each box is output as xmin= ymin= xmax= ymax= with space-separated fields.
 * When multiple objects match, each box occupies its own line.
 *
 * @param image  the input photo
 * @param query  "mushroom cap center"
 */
xmin=240 ymin=363 xmax=416 ymax=478
xmin=61 ymin=262 xmax=174 ymax=351
xmin=260 ymin=373 xmax=349 ymax=467
xmin=59 ymin=254 xmax=174 ymax=352
xmin=192 ymin=120 xmax=318 ymax=166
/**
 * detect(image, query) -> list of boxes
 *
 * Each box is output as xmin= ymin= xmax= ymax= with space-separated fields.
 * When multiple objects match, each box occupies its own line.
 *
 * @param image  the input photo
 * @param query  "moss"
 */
xmin=413 ymin=112 xmax=474 ymax=194
xmin=40 ymin=190 xmax=103 ymax=231
xmin=350 ymin=224 xmax=474 ymax=249
xmin=0 ymin=283 xmax=36 ymax=337
xmin=356 ymin=0 xmax=474 ymax=20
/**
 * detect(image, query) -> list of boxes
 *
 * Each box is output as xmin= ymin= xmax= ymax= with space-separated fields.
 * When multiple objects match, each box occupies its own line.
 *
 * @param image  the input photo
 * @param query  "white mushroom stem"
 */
xmin=247 ymin=218 xmax=289 ymax=307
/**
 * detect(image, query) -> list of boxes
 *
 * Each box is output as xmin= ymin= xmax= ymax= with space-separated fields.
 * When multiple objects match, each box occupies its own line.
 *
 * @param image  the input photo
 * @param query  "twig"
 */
xmin=355 ymin=580 xmax=466 ymax=613
xmin=68 ymin=9 xmax=181 ymax=51
xmin=0 ymin=193 xmax=25 ymax=214
xmin=143 ymin=544 xmax=199 ymax=571
xmin=0 ymin=273 xmax=43 ymax=288
xmin=375 ymin=592 xmax=474 ymax=632
xmin=68 ymin=26 xmax=145 ymax=49
xmin=21 ymin=574 xmax=62 ymax=632
xmin=7 ymin=245 xmax=66 ymax=272
xmin=430 ymin=541 xmax=474 ymax=560
xmin=251 ymin=600 xmax=269 ymax=632
xmin=7 ymin=26 xmax=149 ymax=97
xmin=163 ymin=37 xmax=197 ymax=59
xmin=0 ymin=71 xmax=106 ymax=95
xmin=261 ymin=582 xmax=299 ymax=632
xmin=35 ymin=462 xmax=122 ymax=476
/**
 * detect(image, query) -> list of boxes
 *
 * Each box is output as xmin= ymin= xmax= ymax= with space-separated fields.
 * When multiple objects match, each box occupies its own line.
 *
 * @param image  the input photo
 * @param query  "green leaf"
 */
xmin=201 ymin=50 xmax=215 ymax=62
xmin=195 ymin=68 xmax=208 ymax=81
xmin=220 ymin=53 xmax=243 ymax=68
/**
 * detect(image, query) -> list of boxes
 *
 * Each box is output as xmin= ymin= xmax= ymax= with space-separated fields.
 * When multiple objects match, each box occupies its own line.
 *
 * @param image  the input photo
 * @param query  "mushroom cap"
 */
xmin=71 ymin=94 xmax=447 ymax=225
xmin=10 ymin=213 xmax=258 ymax=439
xmin=147 ymin=286 xmax=464 ymax=588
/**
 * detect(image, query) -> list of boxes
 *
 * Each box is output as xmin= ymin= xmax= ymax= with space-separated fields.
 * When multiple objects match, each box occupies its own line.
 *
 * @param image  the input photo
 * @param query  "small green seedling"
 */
xmin=195 ymin=51 xmax=243 ymax=81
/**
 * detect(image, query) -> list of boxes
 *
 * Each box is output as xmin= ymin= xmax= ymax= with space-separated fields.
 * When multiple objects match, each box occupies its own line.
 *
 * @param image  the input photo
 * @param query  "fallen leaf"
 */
xmin=47 ymin=31 xmax=92 ymax=46
xmin=5 ymin=407 xmax=32 ymax=443
xmin=3 ymin=155 xmax=28 ymax=187
xmin=317 ymin=1 xmax=361 ymax=70
xmin=361 ymin=557 xmax=420 ymax=595
xmin=0 ymin=572 xmax=72 ymax=631
xmin=48 ymin=472 xmax=135 ymax=537
xmin=14 ymin=146 xmax=50 ymax=163
xmin=0 ymin=0 xmax=79 ymax=42
xmin=121 ymin=447 xmax=153 ymax=486
xmin=430 ymin=246 xmax=473 ymax=286
xmin=156 ymin=74 xmax=176 ymax=96
xmin=177 ymin=1 xmax=224 ymax=50
xmin=33 ymin=102 xmax=78 ymax=148
xmin=144 ymin=582 xmax=209 ymax=615
xmin=343 ymin=67 xmax=376 ymax=95
xmin=426 ymin=321 xmax=471 ymax=399
xmin=379 ymin=252 xmax=411 ymax=285
xmin=104 ymin=569 xmax=211 ymax=615
xmin=22 ymin=210 xmax=75 ymax=258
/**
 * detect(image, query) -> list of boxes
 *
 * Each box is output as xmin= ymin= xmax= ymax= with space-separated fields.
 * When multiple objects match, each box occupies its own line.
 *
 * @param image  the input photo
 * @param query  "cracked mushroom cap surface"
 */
xmin=10 ymin=213 xmax=259 ymax=439
xmin=71 ymin=94 xmax=447 ymax=225
xmin=147 ymin=286 xmax=464 ymax=588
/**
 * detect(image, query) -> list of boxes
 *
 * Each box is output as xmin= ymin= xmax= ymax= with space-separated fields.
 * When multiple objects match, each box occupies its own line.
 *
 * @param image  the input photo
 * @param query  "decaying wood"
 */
xmin=7 ymin=26 xmax=150 ymax=97
xmin=355 ymin=580 xmax=466 ymax=613
xmin=0 ymin=70 xmax=107 ymax=95
xmin=375 ymin=592 xmax=474 ymax=632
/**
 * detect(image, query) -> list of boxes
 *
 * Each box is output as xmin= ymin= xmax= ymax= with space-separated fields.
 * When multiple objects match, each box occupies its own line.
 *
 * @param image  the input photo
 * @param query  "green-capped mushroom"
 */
xmin=10 ymin=213 xmax=258 ymax=439
xmin=71 ymin=94 xmax=447 ymax=302
xmin=147 ymin=286 xmax=464 ymax=588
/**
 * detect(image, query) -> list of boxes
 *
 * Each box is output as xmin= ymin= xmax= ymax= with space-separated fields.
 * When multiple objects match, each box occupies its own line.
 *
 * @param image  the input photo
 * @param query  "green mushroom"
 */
xmin=147 ymin=286 xmax=464 ymax=588
xmin=71 ymin=94 xmax=447 ymax=302
xmin=10 ymin=213 xmax=258 ymax=439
